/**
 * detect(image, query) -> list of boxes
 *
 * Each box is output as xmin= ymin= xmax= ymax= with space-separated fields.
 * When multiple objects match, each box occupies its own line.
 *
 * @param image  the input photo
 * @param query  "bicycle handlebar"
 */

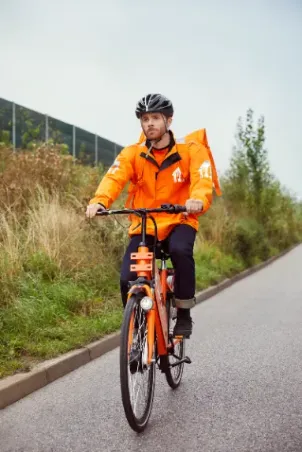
xmin=96 ymin=203 xmax=187 ymax=216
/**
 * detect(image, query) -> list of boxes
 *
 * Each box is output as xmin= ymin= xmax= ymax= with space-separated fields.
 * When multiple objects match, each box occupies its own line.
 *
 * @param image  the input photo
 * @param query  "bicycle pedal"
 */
xmin=170 ymin=356 xmax=192 ymax=368
xmin=175 ymin=333 xmax=192 ymax=339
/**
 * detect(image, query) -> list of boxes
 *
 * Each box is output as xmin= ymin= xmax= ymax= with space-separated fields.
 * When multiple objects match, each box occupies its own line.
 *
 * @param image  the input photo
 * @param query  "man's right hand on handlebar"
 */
xmin=85 ymin=203 xmax=105 ymax=219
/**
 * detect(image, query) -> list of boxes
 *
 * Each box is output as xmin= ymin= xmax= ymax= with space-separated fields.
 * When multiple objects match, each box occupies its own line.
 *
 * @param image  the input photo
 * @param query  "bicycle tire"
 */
xmin=120 ymin=294 xmax=156 ymax=432
xmin=164 ymin=297 xmax=185 ymax=389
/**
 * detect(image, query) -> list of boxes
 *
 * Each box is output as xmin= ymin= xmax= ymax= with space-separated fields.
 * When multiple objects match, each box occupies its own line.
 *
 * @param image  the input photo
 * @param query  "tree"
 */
xmin=225 ymin=108 xmax=271 ymax=220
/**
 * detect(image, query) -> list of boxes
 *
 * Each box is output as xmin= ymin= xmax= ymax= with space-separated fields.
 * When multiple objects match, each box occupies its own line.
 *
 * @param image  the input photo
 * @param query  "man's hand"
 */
xmin=86 ymin=203 xmax=105 ymax=219
xmin=185 ymin=199 xmax=203 ymax=214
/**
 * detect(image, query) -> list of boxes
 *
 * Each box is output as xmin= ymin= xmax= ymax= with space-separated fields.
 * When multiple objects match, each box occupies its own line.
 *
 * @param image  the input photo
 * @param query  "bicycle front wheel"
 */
xmin=120 ymin=294 xmax=156 ymax=432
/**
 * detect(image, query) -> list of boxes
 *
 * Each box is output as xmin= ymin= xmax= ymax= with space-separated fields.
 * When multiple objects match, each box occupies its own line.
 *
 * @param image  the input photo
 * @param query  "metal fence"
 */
xmin=0 ymin=97 xmax=123 ymax=166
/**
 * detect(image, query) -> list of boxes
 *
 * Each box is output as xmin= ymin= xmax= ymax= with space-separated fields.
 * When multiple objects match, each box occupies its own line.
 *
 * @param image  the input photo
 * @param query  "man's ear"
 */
xmin=167 ymin=116 xmax=173 ymax=129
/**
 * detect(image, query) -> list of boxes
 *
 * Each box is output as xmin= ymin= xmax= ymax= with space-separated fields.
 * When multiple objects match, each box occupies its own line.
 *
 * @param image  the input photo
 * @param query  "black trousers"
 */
xmin=120 ymin=224 xmax=196 ymax=307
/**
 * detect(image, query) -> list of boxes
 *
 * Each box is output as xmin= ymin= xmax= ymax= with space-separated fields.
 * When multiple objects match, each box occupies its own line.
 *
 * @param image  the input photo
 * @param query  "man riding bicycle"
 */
xmin=86 ymin=93 xmax=214 ymax=338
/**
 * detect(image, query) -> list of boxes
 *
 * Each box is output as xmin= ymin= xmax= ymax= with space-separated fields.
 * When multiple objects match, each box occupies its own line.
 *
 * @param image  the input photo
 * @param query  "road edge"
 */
xmin=0 ymin=244 xmax=299 ymax=410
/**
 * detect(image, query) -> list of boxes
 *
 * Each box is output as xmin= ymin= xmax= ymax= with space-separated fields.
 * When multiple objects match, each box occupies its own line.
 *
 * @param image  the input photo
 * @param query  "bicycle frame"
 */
xmin=96 ymin=204 xmax=186 ymax=366
xmin=128 ymin=243 xmax=170 ymax=363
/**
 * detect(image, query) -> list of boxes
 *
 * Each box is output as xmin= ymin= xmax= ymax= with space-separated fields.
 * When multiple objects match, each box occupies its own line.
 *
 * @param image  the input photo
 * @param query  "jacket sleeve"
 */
xmin=89 ymin=146 xmax=135 ymax=208
xmin=188 ymin=142 xmax=214 ymax=213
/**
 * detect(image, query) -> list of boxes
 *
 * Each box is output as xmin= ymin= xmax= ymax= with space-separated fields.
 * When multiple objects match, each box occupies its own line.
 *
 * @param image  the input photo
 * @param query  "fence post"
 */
xmin=12 ymin=102 xmax=16 ymax=151
xmin=72 ymin=125 xmax=76 ymax=162
xmin=95 ymin=134 xmax=98 ymax=166
xmin=45 ymin=114 xmax=49 ymax=143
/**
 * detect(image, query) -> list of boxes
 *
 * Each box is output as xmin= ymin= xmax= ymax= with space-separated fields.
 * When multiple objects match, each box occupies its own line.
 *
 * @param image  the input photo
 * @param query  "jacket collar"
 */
xmin=139 ymin=131 xmax=181 ymax=171
xmin=145 ymin=130 xmax=175 ymax=155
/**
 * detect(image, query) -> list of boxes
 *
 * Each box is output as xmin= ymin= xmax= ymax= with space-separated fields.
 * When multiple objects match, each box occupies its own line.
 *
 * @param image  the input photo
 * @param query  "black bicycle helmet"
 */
xmin=135 ymin=93 xmax=174 ymax=118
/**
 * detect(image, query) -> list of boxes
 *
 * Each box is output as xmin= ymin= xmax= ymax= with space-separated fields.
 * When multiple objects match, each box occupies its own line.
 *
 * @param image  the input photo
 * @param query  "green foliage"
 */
xmin=222 ymin=108 xmax=301 ymax=264
xmin=23 ymin=252 xmax=61 ymax=282
xmin=224 ymin=110 xmax=270 ymax=217
xmin=22 ymin=126 xmax=41 ymax=148
xmin=0 ymin=275 xmax=122 ymax=377
xmin=195 ymin=244 xmax=245 ymax=289
xmin=7 ymin=107 xmax=66 ymax=150
xmin=49 ymin=128 xmax=63 ymax=145
xmin=17 ymin=108 xmax=42 ymax=149
xmin=0 ymin=103 xmax=12 ymax=147
xmin=60 ymin=143 xmax=69 ymax=155
xmin=79 ymin=142 xmax=86 ymax=157
xmin=0 ymin=106 xmax=301 ymax=378
xmin=0 ymin=130 xmax=11 ymax=146
xmin=227 ymin=218 xmax=270 ymax=265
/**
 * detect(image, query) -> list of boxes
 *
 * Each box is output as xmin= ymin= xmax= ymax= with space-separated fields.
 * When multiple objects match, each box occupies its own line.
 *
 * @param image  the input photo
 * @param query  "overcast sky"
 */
xmin=1 ymin=0 xmax=301 ymax=198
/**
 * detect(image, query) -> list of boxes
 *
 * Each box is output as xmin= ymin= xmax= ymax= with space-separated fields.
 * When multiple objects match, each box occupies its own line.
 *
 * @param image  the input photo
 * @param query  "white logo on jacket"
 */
xmin=198 ymin=161 xmax=212 ymax=180
xmin=172 ymin=167 xmax=184 ymax=183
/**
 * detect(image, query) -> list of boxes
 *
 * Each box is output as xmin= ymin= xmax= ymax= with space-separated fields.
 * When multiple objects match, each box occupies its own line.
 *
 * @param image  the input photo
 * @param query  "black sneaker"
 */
xmin=173 ymin=314 xmax=193 ymax=338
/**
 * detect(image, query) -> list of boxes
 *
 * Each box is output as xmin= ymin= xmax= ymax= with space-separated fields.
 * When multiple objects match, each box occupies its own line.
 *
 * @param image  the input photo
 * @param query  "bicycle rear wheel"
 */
xmin=164 ymin=297 xmax=186 ymax=389
xmin=120 ymin=294 xmax=156 ymax=432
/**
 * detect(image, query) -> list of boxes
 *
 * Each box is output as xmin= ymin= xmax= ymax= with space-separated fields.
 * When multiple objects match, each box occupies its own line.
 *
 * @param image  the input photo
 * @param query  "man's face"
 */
xmin=141 ymin=113 xmax=172 ymax=140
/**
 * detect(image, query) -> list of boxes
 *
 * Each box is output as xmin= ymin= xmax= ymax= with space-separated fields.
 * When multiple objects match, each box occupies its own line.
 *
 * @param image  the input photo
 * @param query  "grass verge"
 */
xmin=1 ymin=244 xmax=244 ymax=379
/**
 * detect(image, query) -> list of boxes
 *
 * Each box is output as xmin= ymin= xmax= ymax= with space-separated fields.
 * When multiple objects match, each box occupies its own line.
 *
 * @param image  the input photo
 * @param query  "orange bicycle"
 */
xmin=97 ymin=203 xmax=192 ymax=432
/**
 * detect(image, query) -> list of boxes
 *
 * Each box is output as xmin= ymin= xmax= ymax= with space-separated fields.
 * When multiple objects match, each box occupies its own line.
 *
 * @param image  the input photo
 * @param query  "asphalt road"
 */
xmin=1 ymin=245 xmax=302 ymax=452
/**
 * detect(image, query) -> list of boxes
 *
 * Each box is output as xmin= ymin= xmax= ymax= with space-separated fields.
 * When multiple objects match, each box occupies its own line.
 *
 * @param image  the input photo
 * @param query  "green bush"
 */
xmin=227 ymin=218 xmax=271 ymax=265
xmin=0 ymin=130 xmax=10 ymax=146
xmin=195 ymin=243 xmax=245 ymax=289
xmin=23 ymin=251 xmax=61 ymax=282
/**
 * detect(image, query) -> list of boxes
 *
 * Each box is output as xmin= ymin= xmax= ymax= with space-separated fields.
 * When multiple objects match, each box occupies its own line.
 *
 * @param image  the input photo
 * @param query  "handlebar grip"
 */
xmin=173 ymin=204 xmax=187 ymax=213
xmin=96 ymin=209 xmax=109 ymax=216
xmin=160 ymin=203 xmax=187 ymax=213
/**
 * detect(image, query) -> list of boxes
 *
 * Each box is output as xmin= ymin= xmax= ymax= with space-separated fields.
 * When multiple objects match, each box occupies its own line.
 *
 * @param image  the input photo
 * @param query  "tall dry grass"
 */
xmin=0 ymin=144 xmax=129 ymax=310
xmin=0 ymin=144 xmax=103 ymax=214
xmin=0 ymin=141 xmax=301 ymax=377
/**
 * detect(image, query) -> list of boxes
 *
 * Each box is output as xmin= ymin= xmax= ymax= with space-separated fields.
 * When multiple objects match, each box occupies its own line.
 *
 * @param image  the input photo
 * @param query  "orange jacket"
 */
xmin=89 ymin=130 xmax=220 ymax=241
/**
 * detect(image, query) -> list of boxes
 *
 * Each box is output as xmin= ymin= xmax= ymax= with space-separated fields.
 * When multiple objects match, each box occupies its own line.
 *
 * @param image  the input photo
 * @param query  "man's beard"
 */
xmin=145 ymin=127 xmax=166 ymax=141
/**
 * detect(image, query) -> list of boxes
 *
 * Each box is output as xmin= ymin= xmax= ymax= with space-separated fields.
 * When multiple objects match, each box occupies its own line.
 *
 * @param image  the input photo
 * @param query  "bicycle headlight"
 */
xmin=140 ymin=296 xmax=153 ymax=311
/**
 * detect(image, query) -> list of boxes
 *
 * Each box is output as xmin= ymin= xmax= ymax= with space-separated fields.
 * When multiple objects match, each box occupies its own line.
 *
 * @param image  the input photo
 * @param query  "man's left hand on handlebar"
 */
xmin=184 ymin=199 xmax=203 ymax=215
